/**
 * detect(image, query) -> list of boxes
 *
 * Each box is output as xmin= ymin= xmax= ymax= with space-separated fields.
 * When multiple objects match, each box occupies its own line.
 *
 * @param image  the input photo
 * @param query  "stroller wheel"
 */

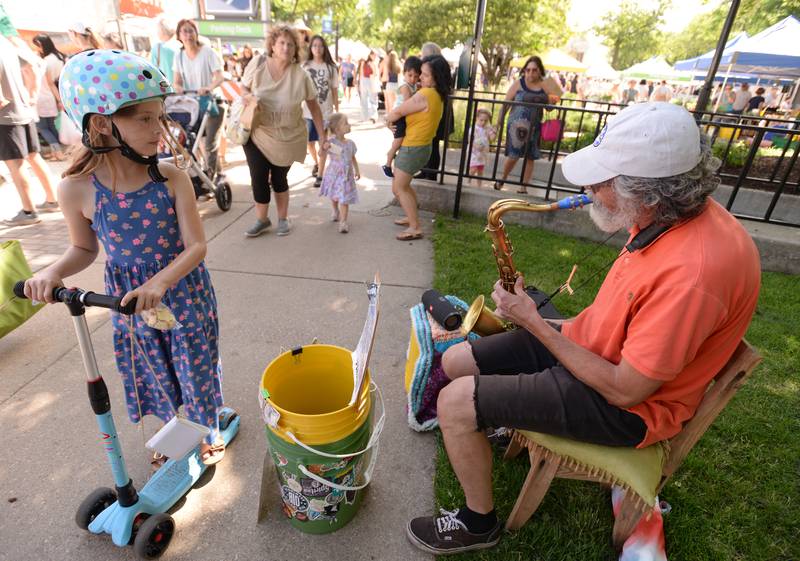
xmin=215 ymin=181 xmax=232 ymax=211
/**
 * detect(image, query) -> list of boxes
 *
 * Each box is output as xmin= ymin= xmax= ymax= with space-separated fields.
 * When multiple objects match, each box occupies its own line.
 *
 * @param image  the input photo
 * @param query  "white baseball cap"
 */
xmin=561 ymin=102 xmax=701 ymax=186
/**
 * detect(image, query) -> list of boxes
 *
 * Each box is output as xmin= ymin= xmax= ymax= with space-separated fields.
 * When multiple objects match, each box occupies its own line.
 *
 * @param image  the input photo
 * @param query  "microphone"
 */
xmin=421 ymin=289 xmax=463 ymax=331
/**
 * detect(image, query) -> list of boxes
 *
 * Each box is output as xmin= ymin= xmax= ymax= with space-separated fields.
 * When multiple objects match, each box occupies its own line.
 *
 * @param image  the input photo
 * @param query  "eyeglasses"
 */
xmin=588 ymin=179 xmax=614 ymax=193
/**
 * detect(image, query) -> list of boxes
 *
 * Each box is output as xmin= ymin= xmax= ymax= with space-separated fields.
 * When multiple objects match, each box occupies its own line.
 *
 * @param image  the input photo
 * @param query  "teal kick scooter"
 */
xmin=14 ymin=282 xmax=240 ymax=560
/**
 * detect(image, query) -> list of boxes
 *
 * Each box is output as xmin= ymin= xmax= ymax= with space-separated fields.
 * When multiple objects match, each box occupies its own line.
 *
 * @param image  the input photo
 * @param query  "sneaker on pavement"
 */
xmin=338 ymin=221 xmax=349 ymax=233
xmin=381 ymin=164 xmax=394 ymax=178
xmin=276 ymin=218 xmax=291 ymax=236
xmin=35 ymin=201 xmax=60 ymax=213
xmin=312 ymin=164 xmax=319 ymax=177
xmin=314 ymin=176 xmax=322 ymax=188
xmin=245 ymin=218 xmax=272 ymax=237
xmin=4 ymin=210 xmax=41 ymax=226
xmin=331 ymin=209 xmax=340 ymax=222
xmin=406 ymin=509 xmax=503 ymax=555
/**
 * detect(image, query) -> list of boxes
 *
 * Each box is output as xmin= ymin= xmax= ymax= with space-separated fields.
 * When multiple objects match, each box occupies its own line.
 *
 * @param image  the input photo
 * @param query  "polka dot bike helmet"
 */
xmin=59 ymin=49 xmax=174 ymax=181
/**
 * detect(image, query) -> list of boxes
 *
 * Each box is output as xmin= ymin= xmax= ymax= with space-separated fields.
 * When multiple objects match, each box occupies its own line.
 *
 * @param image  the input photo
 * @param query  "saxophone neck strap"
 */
xmin=625 ymin=222 xmax=671 ymax=253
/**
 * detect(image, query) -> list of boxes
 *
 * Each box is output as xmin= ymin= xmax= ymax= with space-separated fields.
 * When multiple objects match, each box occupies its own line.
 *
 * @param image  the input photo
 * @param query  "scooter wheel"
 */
xmin=75 ymin=487 xmax=117 ymax=530
xmin=215 ymin=181 xmax=232 ymax=211
xmin=133 ymin=512 xmax=175 ymax=560
xmin=219 ymin=408 xmax=239 ymax=430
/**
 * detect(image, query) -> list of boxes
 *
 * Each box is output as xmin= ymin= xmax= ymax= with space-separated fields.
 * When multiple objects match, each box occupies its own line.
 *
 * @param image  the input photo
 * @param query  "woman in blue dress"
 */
xmin=494 ymin=56 xmax=554 ymax=194
xmin=25 ymin=50 xmax=227 ymax=466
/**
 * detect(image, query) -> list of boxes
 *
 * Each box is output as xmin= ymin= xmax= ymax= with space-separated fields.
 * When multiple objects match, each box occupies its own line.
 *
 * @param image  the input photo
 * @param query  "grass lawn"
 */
xmin=430 ymin=213 xmax=800 ymax=561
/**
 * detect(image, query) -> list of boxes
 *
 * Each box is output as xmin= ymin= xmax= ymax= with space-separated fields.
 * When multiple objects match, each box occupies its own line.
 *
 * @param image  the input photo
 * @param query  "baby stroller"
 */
xmin=161 ymin=93 xmax=232 ymax=212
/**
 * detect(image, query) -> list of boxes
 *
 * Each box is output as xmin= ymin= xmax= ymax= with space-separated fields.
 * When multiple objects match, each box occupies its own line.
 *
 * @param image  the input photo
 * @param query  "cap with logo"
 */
xmin=561 ymin=102 xmax=702 ymax=186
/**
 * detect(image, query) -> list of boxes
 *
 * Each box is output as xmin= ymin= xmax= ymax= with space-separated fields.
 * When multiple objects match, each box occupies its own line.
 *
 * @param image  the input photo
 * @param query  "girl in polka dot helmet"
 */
xmin=59 ymin=49 xmax=176 ymax=182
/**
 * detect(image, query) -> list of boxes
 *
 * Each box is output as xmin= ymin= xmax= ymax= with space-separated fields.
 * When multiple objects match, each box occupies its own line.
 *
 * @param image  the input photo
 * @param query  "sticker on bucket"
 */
xmin=270 ymin=384 xmax=385 ymax=530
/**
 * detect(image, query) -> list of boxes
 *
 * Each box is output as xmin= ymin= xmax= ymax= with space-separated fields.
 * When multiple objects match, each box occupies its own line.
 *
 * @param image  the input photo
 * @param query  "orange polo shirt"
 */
xmin=561 ymin=199 xmax=760 ymax=447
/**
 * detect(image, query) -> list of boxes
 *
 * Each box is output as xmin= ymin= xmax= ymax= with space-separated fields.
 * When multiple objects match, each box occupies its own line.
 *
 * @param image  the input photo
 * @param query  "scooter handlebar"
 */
xmin=13 ymin=281 xmax=137 ymax=315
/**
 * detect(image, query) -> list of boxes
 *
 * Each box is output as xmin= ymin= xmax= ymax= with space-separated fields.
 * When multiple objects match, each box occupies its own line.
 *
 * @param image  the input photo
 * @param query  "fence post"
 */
xmin=452 ymin=0 xmax=488 ymax=219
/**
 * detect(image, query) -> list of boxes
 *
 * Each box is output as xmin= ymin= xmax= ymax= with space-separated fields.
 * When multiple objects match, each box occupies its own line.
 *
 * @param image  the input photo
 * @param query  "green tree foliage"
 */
xmin=593 ymin=0 xmax=668 ymax=70
xmin=388 ymin=0 xmax=570 ymax=86
xmin=661 ymin=0 xmax=800 ymax=64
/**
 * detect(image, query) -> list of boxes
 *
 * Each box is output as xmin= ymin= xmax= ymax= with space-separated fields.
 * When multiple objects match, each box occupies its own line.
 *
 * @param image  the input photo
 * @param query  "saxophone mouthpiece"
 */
xmin=556 ymin=193 xmax=593 ymax=210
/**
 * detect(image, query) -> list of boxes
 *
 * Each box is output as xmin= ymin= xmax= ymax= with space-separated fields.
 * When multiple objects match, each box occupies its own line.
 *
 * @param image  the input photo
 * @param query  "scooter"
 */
xmin=13 ymin=282 xmax=240 ymax=560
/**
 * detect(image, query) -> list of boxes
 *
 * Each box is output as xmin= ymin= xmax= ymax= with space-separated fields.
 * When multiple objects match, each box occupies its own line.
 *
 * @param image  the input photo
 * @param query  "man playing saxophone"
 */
xmin=406 ymin=102 xmax=761 ymax=555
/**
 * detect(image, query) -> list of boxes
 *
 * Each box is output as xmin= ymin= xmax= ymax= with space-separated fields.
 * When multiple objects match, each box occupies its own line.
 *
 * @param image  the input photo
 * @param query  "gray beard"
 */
xmin=589 ymin=197 xmax=640 ymax=233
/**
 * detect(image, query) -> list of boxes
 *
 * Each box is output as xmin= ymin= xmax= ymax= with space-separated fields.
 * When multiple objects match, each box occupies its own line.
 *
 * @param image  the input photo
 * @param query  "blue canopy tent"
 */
xmin=715 ymin=16 xmax=800 ymax=78
xmin=674 ymin=32 xmax=749 ymax=73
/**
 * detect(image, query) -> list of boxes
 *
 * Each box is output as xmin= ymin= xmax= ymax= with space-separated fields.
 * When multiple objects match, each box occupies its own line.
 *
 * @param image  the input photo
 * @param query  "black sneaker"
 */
xmin=381 ymin=165 xmax=394 ymax=178
xmin=314 ymin=176 xmax=322 ymax=188
xmin=406 ymin=509 xmax=503 ymax=555
xmin=312 ymin=164 xmax=319 ymax=177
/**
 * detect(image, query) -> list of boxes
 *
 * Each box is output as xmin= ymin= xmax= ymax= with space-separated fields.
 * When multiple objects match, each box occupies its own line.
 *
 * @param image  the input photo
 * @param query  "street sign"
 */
xmin=197 ymin=20 xmax=264 ymax=39
xmin=321 ymin=17 xmax=333 ymax=34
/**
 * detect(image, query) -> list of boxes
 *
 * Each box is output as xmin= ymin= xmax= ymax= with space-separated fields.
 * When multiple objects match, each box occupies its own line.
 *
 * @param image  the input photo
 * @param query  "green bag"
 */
xmin=0 ymin=240 xmax=43 ymax=338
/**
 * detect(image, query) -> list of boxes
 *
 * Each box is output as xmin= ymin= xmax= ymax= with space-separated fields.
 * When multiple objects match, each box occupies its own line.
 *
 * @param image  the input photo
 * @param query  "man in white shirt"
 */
xmin=731 ymin=83 xmax=753 ymax=114
xmin=650 ymin=80 xmax=672 ymax=102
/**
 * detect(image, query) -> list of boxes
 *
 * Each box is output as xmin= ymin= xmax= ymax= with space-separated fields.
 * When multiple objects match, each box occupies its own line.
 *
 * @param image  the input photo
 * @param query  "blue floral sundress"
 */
xmin=91 ymin=175 xmax=223 ymax=443
xmin=505 ymin=79 xmax=548 ymax=160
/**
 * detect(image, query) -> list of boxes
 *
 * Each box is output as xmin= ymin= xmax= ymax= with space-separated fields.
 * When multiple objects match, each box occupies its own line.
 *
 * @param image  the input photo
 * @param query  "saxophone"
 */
xmin=461 ymin=194 xmax=592 ymax=336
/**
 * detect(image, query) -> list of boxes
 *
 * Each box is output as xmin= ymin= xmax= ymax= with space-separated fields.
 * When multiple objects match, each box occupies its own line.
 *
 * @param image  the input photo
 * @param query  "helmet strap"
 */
xmin=82 ymin=122 xmax=168 ymax=183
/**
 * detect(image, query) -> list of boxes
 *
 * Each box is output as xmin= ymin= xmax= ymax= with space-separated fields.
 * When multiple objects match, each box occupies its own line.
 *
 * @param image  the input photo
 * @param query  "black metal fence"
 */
xmin=427 ymin=91 xmax=800 ymax=228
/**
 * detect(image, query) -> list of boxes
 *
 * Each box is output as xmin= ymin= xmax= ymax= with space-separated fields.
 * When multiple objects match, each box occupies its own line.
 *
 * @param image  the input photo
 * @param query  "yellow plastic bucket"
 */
xmin=260 ymin=344 xmax=372 ymax=446
xmin=260 ymin=344 xmax=381 ymax=533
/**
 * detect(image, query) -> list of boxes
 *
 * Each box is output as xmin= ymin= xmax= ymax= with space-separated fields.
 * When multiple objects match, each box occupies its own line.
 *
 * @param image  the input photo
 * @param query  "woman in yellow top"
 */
xmin=240 ymin=25 xmax=326 ymax=238
xmin=386 ymin=55 xmax=452 ymax=241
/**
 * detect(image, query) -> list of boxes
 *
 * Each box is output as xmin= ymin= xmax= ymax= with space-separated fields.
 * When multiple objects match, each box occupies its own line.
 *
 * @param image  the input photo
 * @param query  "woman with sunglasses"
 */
xmin=494 ymin=56 xmax=560 ymax=194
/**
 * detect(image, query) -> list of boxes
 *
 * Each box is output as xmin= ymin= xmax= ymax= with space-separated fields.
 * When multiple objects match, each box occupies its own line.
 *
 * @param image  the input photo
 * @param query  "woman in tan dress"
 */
xmin=241 ymin=25 xmax=326 ymax=237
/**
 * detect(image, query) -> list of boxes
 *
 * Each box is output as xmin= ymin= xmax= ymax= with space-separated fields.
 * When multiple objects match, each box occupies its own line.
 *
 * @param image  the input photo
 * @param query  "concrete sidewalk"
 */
xmin=0 ymin=101 xmax=438 ymax=561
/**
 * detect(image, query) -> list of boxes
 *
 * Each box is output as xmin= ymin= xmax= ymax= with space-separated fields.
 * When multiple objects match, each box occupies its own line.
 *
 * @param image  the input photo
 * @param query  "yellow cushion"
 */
xmin=517 ymin=430 xmax=666 ymax=506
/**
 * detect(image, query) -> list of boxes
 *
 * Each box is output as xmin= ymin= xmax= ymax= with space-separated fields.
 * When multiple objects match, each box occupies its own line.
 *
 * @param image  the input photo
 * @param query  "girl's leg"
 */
xmin=331 ymin=200 xmax=340 ymax=221
xmin=308 ymin=141 xmax=319 ymax=167
xmin=519 ymin=158 xmax=536 ymax=192
xmin=385 ymin=90 xmax=396 ymax=114
xmin=338 ymin=203 xmax=350 ymax=232
xmin=25 ymin=153 xmax=57 ymax=202
xmin=360 ymin=84 xmax=370 ymax=120
xmin=392 ymin=169 xmax=421 ymax=236
xmin=5 ymin=159 xmax=35 ymax=212
xmin=37 ymin=118 xmax=64 ymax=159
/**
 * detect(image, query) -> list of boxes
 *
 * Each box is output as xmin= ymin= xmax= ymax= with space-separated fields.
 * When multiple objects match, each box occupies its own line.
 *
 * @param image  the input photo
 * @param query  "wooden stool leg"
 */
xmin=505 ymin=447 xmax=559 ymax=530
xmin=503 ymin=432 xmax=524 ymax=460
xmin=612 ymin=490 xmax=649 ymax=550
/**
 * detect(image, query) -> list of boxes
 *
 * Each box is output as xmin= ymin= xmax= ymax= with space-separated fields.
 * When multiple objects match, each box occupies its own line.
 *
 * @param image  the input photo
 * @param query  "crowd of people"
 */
xmin=1 ymin=11 xmax=768 ymax=557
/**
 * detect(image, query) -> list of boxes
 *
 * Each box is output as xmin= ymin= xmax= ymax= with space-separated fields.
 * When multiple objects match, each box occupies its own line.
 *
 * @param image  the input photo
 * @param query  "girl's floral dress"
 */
xmin=92 ymin=175 xmax=222 ymax=443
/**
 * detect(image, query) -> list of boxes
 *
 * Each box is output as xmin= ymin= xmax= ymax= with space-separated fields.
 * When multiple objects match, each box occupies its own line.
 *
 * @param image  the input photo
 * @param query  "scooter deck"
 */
xmin=88 ymin=408 xmax=240 ymax=546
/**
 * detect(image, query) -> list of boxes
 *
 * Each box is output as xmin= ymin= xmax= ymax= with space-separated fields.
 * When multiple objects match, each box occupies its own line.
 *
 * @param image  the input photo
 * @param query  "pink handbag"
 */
xmin=540 ymin=117 xmax=562 ymax=143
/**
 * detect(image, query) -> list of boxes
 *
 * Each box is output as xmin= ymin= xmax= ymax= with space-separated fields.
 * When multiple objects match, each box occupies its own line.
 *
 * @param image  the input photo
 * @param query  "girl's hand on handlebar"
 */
xmin=198 ymin=86 xmax=210 ymax=96
xmin=24 ymin=272 xmax=63 ymax=304
xmin=121 ymin=279 xmax=168 ymax=314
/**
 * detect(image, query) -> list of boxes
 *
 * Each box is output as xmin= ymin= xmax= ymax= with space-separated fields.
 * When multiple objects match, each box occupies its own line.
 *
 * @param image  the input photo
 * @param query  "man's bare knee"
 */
xmin=437 ymin=377 xmax=477 ymax=431
xmin=442 ymin=342 xmax=479 ymax=380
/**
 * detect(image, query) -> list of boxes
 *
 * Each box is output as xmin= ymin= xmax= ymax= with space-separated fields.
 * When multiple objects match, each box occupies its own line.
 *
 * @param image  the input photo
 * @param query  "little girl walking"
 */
xmin=24 ymin=50 xmax=227 ymax=466
xmin=319 ymin=113 xmax=359 ymax=233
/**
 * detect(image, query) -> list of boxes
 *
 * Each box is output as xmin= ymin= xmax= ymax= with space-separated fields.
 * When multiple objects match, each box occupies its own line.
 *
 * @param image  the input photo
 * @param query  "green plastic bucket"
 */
xmin=260 ymin=345 xmax=384 ymax=534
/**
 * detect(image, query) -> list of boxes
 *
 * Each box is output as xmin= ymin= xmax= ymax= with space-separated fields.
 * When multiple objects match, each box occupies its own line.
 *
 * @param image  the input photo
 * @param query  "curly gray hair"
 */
xmin=613 ymin=135 xmax=721 ymax=225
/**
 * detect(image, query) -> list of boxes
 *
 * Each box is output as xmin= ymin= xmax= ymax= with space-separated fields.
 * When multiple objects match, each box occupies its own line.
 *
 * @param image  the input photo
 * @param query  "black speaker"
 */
xmin=421 ymin=289 xmax=463 ymax=331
